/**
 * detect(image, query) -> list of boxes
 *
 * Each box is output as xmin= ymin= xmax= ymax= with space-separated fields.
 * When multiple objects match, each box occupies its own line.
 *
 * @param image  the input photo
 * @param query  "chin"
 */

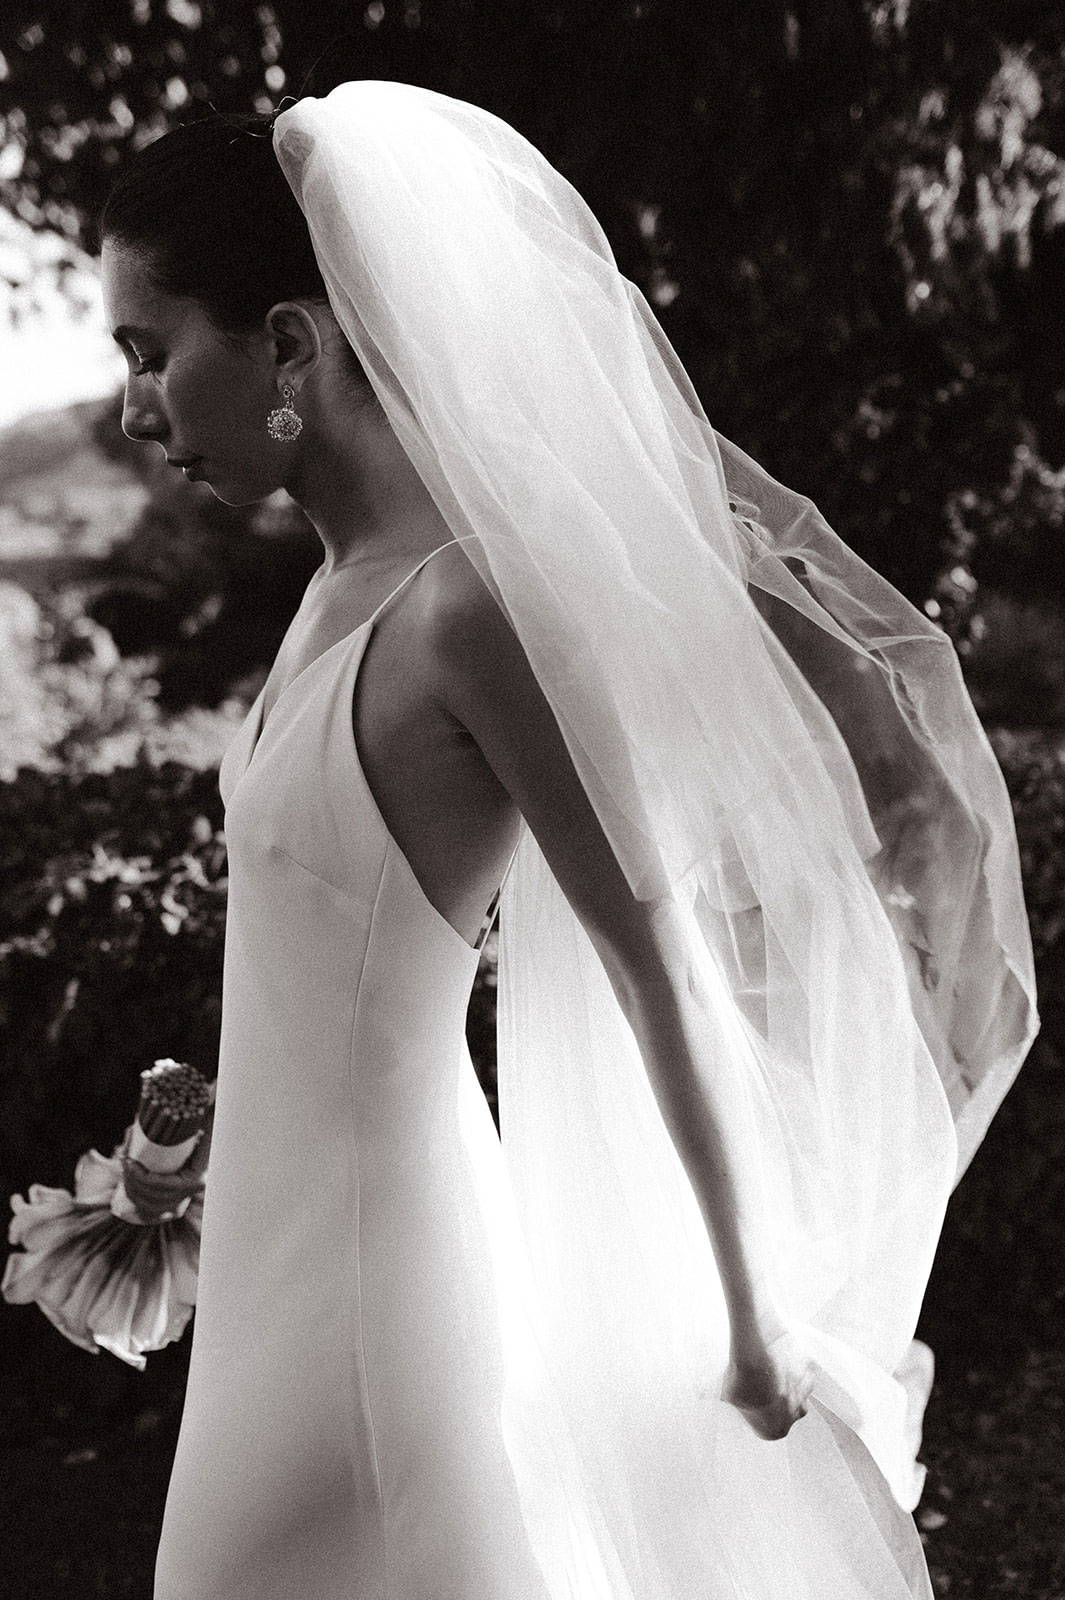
xmin=208 ymin=486 xmax=261 ymax=507
xmin=206 ymin=473 xmax=282 ymax=508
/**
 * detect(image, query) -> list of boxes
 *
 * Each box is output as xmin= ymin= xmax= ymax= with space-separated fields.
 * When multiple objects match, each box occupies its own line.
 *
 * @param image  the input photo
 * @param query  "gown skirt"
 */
xmin=155 ymin=543 xmax=940 ymax=1599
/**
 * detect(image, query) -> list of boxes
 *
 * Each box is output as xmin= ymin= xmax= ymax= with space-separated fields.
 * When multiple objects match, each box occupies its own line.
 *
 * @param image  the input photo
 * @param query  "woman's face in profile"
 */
xmin=100 ymin=238 xmax=291 ymax=505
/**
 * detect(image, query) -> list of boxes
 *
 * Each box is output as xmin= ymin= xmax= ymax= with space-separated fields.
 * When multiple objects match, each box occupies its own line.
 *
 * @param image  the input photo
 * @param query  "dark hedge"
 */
xmin=1 ymin=732 xmax=1062 ymax=1350
xmin=0 ymin=755 xmax=500 ymax=1208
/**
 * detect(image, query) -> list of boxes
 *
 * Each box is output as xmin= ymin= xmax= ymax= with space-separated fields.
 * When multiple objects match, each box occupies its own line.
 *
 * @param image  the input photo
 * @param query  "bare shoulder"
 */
xmin=417 ymin=537 xmax=528 ymax=708
xmin=421 ymin=538 xmax=515 ymax=653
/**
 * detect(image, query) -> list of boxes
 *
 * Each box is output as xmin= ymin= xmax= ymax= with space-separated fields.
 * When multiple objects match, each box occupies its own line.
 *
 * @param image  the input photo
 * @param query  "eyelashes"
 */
xmin=124 ymin=345 xmax=163 ymax=375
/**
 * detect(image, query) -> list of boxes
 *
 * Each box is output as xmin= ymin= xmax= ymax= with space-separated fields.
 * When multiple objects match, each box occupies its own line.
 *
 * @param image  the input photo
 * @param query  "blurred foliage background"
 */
xmin=0 ymin=2 xmax=1063 ymax=1596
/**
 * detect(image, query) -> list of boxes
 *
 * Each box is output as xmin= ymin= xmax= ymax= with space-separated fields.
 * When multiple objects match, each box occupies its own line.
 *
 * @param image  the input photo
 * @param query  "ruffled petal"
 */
xmin=73 ymin=1147 xmax=126 ymax=1205
xmin=3 ymin=1166 xmax=201 ymax=1366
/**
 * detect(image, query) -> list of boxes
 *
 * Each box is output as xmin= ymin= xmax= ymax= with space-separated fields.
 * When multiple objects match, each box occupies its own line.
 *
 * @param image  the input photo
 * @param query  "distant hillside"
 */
xmin=0 ymin=401 xmax=92 ymax=488
xmin=0 ymin=397 xmax=148 ymax=587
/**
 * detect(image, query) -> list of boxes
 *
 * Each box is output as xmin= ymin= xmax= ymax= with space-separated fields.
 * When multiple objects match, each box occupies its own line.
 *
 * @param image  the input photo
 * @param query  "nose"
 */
xmin=121 ymin=387 xmax=165 ymax=445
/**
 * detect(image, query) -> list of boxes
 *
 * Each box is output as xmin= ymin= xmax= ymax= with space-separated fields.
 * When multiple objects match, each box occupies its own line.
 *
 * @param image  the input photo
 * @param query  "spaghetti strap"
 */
xmin=363 ymin=536 xmax=469 ymax=629
xmin=247 ymin=536 xmax=480 ymax=773
xmin=362 ymin=532 xmax=522 ymax=956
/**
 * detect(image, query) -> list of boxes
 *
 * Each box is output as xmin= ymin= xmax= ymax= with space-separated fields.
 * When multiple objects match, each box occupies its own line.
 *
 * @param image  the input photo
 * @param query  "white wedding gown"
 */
xmin=155 ymin=541 xmax=938 ymax=1599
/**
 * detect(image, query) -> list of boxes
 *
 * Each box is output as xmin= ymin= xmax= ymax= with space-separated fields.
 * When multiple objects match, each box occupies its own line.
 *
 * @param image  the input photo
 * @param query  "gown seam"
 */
xmin=271 ymin=839 xmax=370 ymax=910
xmin=347 ymin=844 xmax=391 ymax=1600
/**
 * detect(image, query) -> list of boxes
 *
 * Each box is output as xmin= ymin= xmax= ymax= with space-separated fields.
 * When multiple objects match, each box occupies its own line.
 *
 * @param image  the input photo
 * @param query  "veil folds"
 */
xmin=273 ymin=79 xmax=1037 ymax=1579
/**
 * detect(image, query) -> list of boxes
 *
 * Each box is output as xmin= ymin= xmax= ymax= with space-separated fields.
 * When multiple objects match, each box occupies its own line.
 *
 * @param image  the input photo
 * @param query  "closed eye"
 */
xmin=117 ymin=337 xmax=163 ymax=376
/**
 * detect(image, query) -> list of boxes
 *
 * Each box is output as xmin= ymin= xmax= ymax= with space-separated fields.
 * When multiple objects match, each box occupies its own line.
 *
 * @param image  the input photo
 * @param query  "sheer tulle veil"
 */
xmin=272 ymin=78 xmax=1037 ymax=1588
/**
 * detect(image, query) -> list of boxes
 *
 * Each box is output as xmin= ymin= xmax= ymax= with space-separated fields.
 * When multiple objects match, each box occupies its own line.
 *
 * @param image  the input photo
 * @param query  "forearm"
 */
xmin=609 ymin=958 xmax=780 ymax=1348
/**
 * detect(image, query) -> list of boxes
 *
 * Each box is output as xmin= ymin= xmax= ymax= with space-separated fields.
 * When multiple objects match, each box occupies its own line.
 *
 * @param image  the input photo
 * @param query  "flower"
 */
xmin=2 ymin=1139 xmax=202 ymax=1370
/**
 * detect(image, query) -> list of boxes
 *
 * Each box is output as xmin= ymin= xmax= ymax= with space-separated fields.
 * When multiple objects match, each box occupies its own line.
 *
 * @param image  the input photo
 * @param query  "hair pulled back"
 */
xmin=100 ymin=110 xmax=373 ymax=394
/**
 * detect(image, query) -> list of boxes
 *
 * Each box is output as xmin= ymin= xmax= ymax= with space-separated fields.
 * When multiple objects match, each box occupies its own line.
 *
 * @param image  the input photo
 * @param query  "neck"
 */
xmin=282 ymin=401 xmax=454 ymax=578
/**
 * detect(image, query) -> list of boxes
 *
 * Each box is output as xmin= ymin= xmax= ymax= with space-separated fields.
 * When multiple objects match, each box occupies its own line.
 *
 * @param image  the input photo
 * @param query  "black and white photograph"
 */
xmin=0 ymin=4 xmax=1061 ymax=1596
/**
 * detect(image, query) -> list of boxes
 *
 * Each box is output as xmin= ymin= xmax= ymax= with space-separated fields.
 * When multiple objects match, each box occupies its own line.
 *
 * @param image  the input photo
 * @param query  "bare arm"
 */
xmin=428 ymin=565 xmax=781 ymax=1353
xmin=604 ymin=920 xmax=784 ymax=1347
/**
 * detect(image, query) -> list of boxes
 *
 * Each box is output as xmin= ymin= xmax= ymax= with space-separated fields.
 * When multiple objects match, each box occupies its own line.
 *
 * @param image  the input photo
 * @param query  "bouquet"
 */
xmin=2 ymin=1059 xmax=215 ymax=1370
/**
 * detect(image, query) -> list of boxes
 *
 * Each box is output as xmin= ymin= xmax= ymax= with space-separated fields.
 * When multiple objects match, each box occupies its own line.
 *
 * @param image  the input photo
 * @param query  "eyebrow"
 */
xmin=111 ymin=324 xmax=156 ymax=347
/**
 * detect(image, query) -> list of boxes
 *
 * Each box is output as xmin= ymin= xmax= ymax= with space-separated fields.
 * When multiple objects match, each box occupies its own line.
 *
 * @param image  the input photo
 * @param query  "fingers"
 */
xmin=734 ymin=1394 xmax=811 ymax=1441
xmin=744 ymin=1408 xmax=805 ymax=1442
xmin=123 ymin=1157 xmax=201 ymax=1192
xmin=121 ymin=1187 xmax=177 ymax=1225
xmin=721 ymin=1342 xmax=818 ymax=1441
xmin=121 ymin=1158 xmax=202 ymax=1221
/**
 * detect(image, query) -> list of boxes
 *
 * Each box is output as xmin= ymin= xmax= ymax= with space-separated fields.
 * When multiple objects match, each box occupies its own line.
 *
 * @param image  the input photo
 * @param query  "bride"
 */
xmin=103 ymin=80 xmax=1037 ymax=1600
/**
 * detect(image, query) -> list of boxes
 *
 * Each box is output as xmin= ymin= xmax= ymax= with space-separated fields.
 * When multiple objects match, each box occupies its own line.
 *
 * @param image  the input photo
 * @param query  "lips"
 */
xmin=166 ymin=455 xmax=201 ymax=468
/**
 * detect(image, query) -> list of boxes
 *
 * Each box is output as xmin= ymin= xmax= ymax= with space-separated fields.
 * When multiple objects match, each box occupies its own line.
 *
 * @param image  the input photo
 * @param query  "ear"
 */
xmin=264 ymin=301 xmax=322 ymax=391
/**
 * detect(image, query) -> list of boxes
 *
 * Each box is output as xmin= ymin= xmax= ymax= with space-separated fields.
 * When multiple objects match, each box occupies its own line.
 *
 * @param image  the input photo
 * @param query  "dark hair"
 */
xmin=100 ymin=110 xmax=374 ymax=396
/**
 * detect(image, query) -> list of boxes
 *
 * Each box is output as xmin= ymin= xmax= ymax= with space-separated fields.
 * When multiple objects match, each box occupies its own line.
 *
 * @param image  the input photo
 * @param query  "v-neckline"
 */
xmin=224 ymin=535 xmax=520 ymax=958
xmin=245 ymin=620 xmax=370 ymax=772
xmin=246 ymin=539 xmax=463 ymax=772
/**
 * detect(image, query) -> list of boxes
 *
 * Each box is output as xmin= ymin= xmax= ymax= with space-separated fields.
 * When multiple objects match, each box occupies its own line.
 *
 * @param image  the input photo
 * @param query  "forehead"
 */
xmin=99 ymin=239 xmax=198 ymax=337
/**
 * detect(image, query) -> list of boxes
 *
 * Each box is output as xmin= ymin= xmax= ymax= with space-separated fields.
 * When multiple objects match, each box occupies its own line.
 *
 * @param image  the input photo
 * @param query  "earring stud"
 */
xmin=267 ymin=383 xmax=303 ymax=442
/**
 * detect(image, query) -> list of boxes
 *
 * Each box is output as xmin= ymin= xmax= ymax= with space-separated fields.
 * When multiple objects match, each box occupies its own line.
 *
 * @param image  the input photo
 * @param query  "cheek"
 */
xmin=172 ymin=356 xmax=266 ymax=441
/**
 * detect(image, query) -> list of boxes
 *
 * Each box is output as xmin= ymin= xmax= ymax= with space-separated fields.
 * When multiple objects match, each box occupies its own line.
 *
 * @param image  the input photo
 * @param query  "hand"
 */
xmin=120 ymin=1153 xmax=205 ymax=1226
xmin=720 ymin=1322 xmax=817 ymax=1441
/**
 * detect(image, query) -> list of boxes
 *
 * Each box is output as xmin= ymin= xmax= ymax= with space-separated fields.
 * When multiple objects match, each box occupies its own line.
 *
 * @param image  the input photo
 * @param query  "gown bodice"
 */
xmin=155 ymin=540 xmax=940 ymax=1600
xmin=155 ymin=542 xmax=551 ymax=1600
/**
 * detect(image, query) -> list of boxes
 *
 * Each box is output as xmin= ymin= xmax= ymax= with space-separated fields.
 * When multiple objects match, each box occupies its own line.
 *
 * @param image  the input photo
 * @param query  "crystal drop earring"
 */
xmin=266 ymin=383 xmax=303 ymax=442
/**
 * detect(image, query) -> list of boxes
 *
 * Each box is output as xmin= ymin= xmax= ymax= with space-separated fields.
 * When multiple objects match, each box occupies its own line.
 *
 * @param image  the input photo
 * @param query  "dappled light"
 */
xmin=0 ymin=6 xmax=1062 ymax=1598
